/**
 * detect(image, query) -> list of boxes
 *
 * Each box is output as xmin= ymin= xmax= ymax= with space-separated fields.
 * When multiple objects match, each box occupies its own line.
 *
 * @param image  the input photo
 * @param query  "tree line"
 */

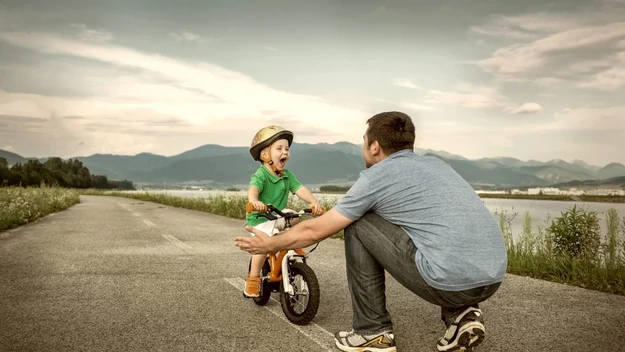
xmin=319 ymin=185 xmax=352 ymax=193
xmin=0 ymin=157 xmax=135 ymax=190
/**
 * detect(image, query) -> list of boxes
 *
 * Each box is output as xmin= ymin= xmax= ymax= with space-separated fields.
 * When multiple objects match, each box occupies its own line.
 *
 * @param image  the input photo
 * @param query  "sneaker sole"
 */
xmin=437 ymin=322 xmax=485 ymax=352
xmin=242 ymin=291 xmax=260 ymax=298
xmin=334 ymin=340 xmax=397 ymax=352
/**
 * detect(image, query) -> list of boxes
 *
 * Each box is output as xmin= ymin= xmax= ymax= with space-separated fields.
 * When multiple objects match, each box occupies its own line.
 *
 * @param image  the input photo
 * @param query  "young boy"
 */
xmin=244 ymin=125 xmax=324 ymax=298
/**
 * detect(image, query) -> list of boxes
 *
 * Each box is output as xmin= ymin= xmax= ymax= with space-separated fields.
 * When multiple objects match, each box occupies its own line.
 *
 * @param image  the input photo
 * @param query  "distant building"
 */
xmin=566 ymin=188 xmax=585 ymax=196
xmin=585 ymin=189 xmax=625 ymax=196
xmin=526 ymin=187 xmax=623 ymax=196
xmin=475 ymin=190 xmax=507 ymax=194
xmin=528 ymin=187 xmax=562 ymax=195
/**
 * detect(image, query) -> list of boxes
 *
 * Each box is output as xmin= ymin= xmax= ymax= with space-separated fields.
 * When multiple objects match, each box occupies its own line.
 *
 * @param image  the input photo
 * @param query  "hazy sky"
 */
xmin=1 ymin=0 xmax=624 ymax=166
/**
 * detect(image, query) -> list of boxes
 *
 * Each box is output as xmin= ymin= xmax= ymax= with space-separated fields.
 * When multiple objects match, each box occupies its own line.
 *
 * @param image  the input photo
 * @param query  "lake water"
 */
xmin=132 ymin=189 xmax=625 ymax=240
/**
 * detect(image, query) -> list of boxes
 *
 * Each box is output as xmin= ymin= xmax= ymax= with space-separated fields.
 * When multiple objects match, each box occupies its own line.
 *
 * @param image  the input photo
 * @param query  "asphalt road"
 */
xmin=1 ymin=195 xmax=624 ymax=351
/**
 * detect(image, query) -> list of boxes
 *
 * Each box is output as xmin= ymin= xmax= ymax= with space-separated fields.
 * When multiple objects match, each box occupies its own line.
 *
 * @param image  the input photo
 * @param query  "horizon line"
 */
xmin=1 ymin=143 xmax=622 ymax=168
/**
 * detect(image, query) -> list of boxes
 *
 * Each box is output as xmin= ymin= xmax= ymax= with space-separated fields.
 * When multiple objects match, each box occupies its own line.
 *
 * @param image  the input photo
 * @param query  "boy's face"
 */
xmin=262 ymin=139 xmax=290 ymax=171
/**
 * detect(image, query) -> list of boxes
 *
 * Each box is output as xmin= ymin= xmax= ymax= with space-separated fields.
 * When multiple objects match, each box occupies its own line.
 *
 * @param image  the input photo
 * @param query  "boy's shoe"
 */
xmin=437 ymin=307 xmax=485 ymax=351
xmin=243 ymin=276 xmax=261 ymax=298
xmin=334 ymin=329 xmax=396 ymax=351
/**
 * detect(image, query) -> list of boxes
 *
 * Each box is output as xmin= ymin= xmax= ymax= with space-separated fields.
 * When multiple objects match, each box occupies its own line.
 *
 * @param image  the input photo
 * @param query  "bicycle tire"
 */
xmin=279 ymin=262 xmax=320 ymax=325
xmin=247 ymin=258 xmax=272 ymax=306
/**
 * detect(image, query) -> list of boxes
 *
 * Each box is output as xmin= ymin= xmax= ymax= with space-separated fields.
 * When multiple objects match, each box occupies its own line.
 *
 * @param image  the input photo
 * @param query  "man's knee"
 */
xmin=346 ymin=212 xmax=395 ymax=233
xmin=345 ymin=212 xmax=376 ymax=237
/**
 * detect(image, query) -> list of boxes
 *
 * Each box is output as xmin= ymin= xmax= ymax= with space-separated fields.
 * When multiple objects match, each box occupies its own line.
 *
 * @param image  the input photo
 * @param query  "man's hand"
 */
xmin=235 ymin=226 xmax=272 ymax=254
xmin=309 ymin=201 xmax=324 ymax=216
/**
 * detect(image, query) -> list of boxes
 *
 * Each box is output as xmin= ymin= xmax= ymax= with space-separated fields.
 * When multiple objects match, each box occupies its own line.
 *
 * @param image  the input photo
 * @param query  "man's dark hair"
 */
xmin=366 ymin=111 xmax=415 ymax=155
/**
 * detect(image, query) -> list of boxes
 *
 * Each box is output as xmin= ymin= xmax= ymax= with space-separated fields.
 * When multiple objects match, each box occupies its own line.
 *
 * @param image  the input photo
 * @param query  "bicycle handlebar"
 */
xmin=245 ymin=202 xmax=326 ymax=220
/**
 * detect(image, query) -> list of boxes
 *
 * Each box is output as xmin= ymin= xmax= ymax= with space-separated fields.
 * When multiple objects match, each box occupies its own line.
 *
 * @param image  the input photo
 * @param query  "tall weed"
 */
xmin=546 ymin=205 xmax=601 ymax=261
xmin=499 ymin=204 xmax=625 ymax=296
xmin=621 ymin=216 xmax=625 ymax=263
xmin=605 ymin=208 xmax=620 ymax=265
xmin=0 ymin=186 xmax=80 ymax=231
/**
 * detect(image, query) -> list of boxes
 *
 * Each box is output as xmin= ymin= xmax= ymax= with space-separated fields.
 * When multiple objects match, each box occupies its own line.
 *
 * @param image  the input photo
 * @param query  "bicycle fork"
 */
xmin=281 ymin=249 xmax=304 ymax=295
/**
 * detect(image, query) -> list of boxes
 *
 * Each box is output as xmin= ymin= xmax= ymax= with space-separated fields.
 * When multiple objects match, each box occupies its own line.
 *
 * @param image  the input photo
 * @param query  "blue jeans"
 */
xmin=344 ymin=212 xmax=502 ymax=335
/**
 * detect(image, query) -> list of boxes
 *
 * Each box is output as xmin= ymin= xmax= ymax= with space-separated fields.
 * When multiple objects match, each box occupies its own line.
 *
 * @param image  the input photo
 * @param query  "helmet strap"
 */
xmin=267 ymin=160 xmax=284 ymax=177
xmin=260 ymin=149 xmax=284 ymax=177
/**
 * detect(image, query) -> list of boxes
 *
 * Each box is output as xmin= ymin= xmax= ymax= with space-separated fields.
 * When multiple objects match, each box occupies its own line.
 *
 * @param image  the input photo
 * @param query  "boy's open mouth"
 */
xmin=279 ymin=156 xmax=288 ymax=167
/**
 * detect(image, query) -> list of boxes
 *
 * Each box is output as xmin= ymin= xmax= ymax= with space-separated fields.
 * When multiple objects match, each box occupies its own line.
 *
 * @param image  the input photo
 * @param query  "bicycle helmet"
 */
xmin=249 ymin=125 xmax=294 ymax=162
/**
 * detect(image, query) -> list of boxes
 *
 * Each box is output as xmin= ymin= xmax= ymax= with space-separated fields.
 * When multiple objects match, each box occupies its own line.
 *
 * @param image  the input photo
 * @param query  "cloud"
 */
xmin=604 ymin=0 xmax=625 ymax=6
xmin=537 ymin=106 xmax=625 ymax=164
xmin=69 ymin=23 xmax=114 ymax=42
xmin=504 ymin=105 xmax=625 ymax=146
xmin=0 ymin=30 xmax=370 ymax=157
xmin=392 ymin=79 xmax=422 ymax=90
xmin=578 ymin=66 xmax=625 ymax=90
xmin=374 ymin=98 xmax=441 ymax=112
xmin=0 ymin=5 xmax=7 ymax=27
xmin=387 ymin=83 xmax=521 ymax=112
xmin=169 ymin=31 xmax=206 ymax=43
xmin=477 ymin=22 xmax=625 ymax=74
xmin=0 ymin=95 xmax=52 ymax=119
xmin=0 ymin=113 xmax=87 ymax=156
xmin=0 ymin=114 xmax=47 ymax=124
xmin=471 ymin=13 xmax=590 ymax=40
xmin=472 ymin=8 xmax=625 ymax=91
xmin=2 ymin=145 xmax=14 ymax=152
xmin=400 ymin=102 xmax=441 ymax=112
xmin=507 ymin=102 xmax=543 ymax=115
xmin=422 ymin=83 xmax=508 ymax=109
xmin=265 ymin=46 xmax=278 ymax=51
xmin=417 ymin=104 xmax=625 ymax=165
xmin=469 ymin=23 xmax=536 ymax=41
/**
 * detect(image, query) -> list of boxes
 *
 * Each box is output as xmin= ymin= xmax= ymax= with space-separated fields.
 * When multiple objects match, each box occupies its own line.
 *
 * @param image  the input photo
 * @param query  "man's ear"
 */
xmin=370 ymin=140 xmax=381 ymax=155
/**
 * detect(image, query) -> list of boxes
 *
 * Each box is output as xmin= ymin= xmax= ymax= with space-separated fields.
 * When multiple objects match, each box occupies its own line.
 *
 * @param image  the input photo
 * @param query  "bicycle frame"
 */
xmin=269 ymin=246 xmax=307 ymax=295
xmin=245 ymin=202 xmax=323 ymax=295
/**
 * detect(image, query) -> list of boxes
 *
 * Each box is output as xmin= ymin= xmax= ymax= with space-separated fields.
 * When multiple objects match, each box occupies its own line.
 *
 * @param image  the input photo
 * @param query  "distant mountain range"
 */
xmin=2 ymin=142 xmax=625 ymax=189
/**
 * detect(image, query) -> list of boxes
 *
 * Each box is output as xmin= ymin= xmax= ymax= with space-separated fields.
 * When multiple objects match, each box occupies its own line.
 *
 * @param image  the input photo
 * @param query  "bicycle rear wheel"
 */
xmin=247 ymin=258 xmax=272 ymax=306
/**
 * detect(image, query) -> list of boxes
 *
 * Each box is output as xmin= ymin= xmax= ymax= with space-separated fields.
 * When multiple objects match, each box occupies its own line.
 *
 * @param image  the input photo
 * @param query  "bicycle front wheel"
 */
xmin=279 ymin=262 xmax=320 ymax=325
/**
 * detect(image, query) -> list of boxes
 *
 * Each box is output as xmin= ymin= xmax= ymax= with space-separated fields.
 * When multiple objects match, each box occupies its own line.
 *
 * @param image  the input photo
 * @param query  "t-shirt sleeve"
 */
xmin=333 ymin=172 xmax=377 ymax=220
xmin=286 ymin=170 xmax=303 ymax=194
xmin=249 ymin=172 xmax=264 ymax=193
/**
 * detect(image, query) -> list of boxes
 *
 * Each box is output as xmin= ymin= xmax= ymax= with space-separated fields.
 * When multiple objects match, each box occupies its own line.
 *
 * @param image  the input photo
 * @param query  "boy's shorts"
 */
xmin=249 ymin=208 xmax=295 ymax=237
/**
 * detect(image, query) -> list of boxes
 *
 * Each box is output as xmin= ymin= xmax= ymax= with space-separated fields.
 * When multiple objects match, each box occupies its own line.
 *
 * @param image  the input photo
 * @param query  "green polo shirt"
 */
xmin=246 ymin=166 xmax=304 ymax=226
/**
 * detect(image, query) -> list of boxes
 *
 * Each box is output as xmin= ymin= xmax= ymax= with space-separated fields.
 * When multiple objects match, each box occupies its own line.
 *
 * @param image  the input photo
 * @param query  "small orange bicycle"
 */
xmin=244 ymin=202 xmax=325 ymax=326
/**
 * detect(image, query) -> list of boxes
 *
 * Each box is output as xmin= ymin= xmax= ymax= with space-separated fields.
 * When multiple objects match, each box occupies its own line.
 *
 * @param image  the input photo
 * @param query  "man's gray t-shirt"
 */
xmin=334 ymin=150 xmax=507 ymax=291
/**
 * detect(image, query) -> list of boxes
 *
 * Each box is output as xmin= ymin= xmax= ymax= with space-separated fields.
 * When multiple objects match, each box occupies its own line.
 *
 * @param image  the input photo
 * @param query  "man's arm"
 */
xmin=234 ymin=208 xmax=354 ymax=254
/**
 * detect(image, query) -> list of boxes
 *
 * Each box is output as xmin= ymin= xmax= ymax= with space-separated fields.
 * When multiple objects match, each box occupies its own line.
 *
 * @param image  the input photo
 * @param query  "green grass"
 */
xmin=0 ymin=186 xmax=80 ymax=232
xmin=80 ymin=189 xmax=625 ymax=295
xmin=498 ymin=207 xmax=625 ymax=296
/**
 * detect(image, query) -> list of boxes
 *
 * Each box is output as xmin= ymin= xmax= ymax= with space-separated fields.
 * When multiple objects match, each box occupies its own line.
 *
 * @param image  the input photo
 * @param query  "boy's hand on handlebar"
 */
xmin=310 ymin=201 xmax=325 ymax=216
xmin=251 ymin=201 xmax=266 ymax=211
xmin=245 ymin=201 xmax=267 ymax=214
